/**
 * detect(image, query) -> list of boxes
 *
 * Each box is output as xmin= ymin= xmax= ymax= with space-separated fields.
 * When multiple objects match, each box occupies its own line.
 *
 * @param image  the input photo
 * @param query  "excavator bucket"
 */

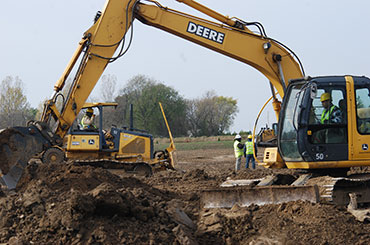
xmin=201 ymin=185 xmax=320 ymax=209
xmin=0 ymin=126 xmax=47 ymax=189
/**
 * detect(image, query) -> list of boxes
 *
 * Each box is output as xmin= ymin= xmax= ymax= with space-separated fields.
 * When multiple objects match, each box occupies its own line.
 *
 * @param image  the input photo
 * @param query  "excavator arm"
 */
xmin=42 ymin=0 xmax=304 ymax=142
xmin=0 ymin=0 xmax=304 ymax=188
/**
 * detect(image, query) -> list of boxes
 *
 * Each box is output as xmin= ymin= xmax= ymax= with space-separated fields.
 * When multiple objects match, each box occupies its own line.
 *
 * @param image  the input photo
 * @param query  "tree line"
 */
xmin=0 ymin=75 xmax=238 ymax=137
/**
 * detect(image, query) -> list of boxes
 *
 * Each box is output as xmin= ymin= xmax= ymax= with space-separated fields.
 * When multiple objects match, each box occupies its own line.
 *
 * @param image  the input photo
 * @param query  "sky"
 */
xmin=1 ymin=0 xmax=370 ymax=133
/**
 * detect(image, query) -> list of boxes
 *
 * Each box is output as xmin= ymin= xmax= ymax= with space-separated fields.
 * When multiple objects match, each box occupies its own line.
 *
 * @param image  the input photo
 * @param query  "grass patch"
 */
xmin=154 ymin=140 xmax=234 ymax=151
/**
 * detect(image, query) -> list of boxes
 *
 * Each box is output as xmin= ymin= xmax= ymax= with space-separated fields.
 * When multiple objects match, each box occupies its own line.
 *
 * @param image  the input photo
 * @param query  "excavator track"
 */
xmin=321 ymin=174 xmax=370 ymax=206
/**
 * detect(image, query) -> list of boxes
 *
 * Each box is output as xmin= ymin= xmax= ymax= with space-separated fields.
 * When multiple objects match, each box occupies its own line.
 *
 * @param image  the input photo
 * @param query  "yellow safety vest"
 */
xmin=234 ymin=141 xmax=243 ymax=158
xmin=321 ymin=105 xmax=336 ymax=124
xmin=81 ymin=115 xmax=96 ymax=129
xmin=245 ymin=141 xmax=254 ymax=155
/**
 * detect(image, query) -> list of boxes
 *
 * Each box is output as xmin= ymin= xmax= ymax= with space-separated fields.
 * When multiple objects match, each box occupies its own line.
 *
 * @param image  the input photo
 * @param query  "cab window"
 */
xmin=309 ymin=88 xmax=345 ymax=125
xmin=308 ymin=87 xmax=347 ymax=144
xmin=355 ymin=86 xmax=370 ymax=134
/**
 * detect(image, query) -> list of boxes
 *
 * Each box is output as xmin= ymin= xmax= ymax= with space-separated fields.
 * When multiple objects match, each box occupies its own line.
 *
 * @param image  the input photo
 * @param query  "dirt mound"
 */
xmin=182 ymin=169 xmax=209 ymax=180
xmin=0 ymin=147 xmax=370 ymax=244
xmin=0 ymin=163 xmax=193 ymax=244
xmin=198 ymin=201 xmax=370 ymax=245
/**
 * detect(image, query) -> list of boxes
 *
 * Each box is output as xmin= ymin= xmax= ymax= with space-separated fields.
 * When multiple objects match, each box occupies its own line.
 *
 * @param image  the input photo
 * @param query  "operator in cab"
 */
xmin=320 ymin=92 xmax=342 ymax=124
xmin=81 ymin=108 xmax=97 ymax=130
xmin=318 ymin=92 xmax=345 ymax=144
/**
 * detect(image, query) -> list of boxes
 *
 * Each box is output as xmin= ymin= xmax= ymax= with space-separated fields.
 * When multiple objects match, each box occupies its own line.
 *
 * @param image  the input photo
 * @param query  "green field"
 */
xmin=154 ymin=139 xmax=234 ymax=151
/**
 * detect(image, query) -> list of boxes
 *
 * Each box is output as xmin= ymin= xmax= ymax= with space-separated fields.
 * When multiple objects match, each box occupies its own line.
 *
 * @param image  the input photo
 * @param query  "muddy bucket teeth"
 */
xmin=1 ymin=160 xmax=28 ymax=189
xmin=0 ymin=126 xmax=48 ymax=189
xmin=201 ymin=185 xmax=320 ymax=209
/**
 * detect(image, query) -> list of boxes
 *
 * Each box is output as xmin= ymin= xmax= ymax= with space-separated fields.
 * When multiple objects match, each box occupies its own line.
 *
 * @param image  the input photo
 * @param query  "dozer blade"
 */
xmin=167 ymin=149 xmax=177 ymax=169
xmin=0 ymin=126 xmax=48 ymax=189
xmin=201 ymin=185 xmax=320 ymax=209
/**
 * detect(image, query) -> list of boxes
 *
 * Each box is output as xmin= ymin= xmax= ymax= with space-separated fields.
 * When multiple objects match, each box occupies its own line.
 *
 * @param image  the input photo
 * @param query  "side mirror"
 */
xmin=272 ymin=123 xmax=278 ymax=136
xmin=310 ymin=82 xmax=317 ymax=100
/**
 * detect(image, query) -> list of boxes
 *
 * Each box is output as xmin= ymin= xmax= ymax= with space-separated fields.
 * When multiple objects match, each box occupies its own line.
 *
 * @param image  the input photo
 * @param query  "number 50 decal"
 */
xmin=315 ymin=153 xmax=325 ymax=160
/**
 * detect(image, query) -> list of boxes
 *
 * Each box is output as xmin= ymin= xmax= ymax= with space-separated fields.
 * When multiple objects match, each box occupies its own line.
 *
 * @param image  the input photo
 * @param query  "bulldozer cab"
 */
xmin=65 ymin=102 xmax=156 ymax=160
xmin=66 ymin=102 xmax=119 ymax=151
xmin=279 ymin=76 xmax=370 ymax=169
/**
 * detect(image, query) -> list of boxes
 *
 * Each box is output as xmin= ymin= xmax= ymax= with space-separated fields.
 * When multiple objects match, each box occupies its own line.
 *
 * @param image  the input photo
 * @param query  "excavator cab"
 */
xmin=203 ymin=76 xmax=370 ymax=209
xmin=279 ymin=76 xmax=370 ymax=169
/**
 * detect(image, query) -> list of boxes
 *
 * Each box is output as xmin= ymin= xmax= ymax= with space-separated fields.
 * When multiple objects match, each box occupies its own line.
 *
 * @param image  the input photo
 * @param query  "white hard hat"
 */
xmin=234 ymin=134 xmax=241 ymax=140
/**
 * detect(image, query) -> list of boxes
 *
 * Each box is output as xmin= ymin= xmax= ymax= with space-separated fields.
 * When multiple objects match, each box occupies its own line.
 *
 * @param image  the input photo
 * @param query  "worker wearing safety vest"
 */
xmin=320 ymin=93 xmax=342 ymax=124
xmin=244 ymin=135 xmax=257 ymax=169
xmin=81 ymin=108 xmax=97 ymax=130
xmin=233 ymin=134 xmax=244 ymax=171
xmin=319 ymin=92 xmax=344 ymax=143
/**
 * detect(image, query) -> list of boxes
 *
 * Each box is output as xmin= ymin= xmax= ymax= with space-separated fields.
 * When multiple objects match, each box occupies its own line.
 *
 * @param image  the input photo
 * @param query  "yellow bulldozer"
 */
xmin=42 ymin=102 xmax=175 ymax=176
xmin=0 ymin=101 xmax=175 ymax=188
xmin=256 ymin=123 xmax=278 ymax=147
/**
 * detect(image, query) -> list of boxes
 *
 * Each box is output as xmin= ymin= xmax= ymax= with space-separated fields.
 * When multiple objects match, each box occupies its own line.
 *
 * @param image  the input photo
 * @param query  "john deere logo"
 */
xmin=187 ymin=21 xmax=225 ymax=44
xmin=88 ymin=139 xmax=95 ymax=145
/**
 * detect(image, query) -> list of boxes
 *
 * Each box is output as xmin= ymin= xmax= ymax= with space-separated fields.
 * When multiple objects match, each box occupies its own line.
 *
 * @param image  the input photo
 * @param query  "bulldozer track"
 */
xmin=73 ymin=159 xmax=155 ymax=176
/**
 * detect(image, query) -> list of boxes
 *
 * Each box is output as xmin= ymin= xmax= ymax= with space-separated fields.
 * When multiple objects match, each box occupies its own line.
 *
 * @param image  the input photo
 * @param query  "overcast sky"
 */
xmin=1 ymin=0 xmax=369 ymax=133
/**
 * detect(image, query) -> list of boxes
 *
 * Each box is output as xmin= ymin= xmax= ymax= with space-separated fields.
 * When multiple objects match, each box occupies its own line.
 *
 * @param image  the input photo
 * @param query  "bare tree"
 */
xmin=0 ymin=76 xmax=33 ymax=127
xmin=185 ymin=99 xmax=198 ymax=136
xmin=100 ymin=74 xmax=117 ymax=102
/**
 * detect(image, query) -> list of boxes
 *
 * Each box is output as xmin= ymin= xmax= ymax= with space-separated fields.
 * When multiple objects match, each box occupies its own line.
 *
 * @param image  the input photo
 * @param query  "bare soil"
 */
xmin=0 ymin=148 xmax=369 ymax=244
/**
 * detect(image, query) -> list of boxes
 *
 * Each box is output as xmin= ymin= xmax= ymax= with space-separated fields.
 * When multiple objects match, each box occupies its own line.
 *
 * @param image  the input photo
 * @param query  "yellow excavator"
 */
xmin=1 ymin=0 xmax=369 ymax=207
